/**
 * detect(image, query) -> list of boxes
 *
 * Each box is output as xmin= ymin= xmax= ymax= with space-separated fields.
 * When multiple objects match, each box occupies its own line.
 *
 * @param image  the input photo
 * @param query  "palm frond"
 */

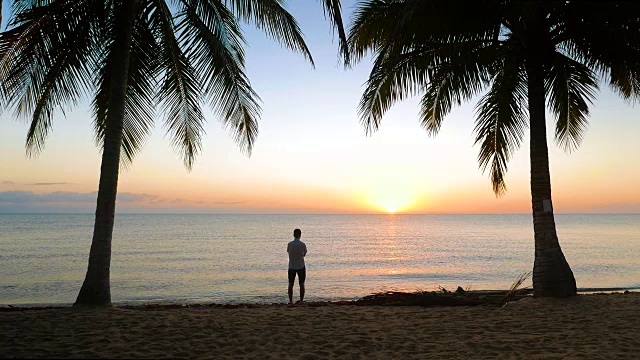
xmin=178 ymin=0 xmax=261 ymax=155
xmin=358 ymin=40 xmax=495 ymax=135
xmin=558 ymin=1 xmax=640 ymax=101
xmin=358 ymin=44 xmax=427 ymax=134
xmin=348 ymin=0 xmax=501 ymax=64
xmin=226 ymin=0 xmax=314 ymax=66
xmin=473 ymin=56 xmax=527 ymax=196
xmin=0 ymin=0 xmax=99 ymax=156
xmin=151 ymin=0 xmax=205 ymax=170
xmin=347 ymin=0 xmax=409 ymax=64
xmin=545 ymin=52 xmax=598 ymax=152
xmin=419 ymin=45 xmax=497 ymax=136
xmin=320 ymin=0 xmax=349 ymax=64
xmin=350 ymin=0 xmax=502 ymax=135
xmin=93 ymin=0 xmax=159 ymax=166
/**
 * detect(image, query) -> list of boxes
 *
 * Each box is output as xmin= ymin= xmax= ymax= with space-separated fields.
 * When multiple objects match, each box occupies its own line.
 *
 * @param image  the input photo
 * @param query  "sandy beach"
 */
xmin=2 ymin=293 xmax=639 ymax=359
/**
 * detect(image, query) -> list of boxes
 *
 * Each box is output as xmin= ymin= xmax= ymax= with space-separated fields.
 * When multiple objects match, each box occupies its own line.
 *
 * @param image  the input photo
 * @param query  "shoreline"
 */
xmin=2 ymin=292 xmax=639 ymax=359
xmin=2 ymin=287 xmax=639 ymax=311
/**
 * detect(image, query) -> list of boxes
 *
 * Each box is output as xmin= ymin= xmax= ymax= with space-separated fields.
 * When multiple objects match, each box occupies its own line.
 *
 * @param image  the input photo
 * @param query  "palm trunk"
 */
xmin=526 ymin=50 xmax=577 ymax=298
xmin=74 ymin=0 xmax=139 ymax=306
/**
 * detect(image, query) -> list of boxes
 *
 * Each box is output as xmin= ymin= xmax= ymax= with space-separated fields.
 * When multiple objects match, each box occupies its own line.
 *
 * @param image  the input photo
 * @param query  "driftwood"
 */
xmin=338 ymin=286 xmax=533 ymax=307
xmin=350 ymin=290 xmax=484 ymax=306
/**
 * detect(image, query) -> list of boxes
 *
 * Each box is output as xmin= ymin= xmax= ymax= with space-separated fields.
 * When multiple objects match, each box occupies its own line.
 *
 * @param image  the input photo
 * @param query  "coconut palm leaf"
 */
xmin=320 ymin=0 xmax=348 ymax=63
xmin=146 ymin=0 xmax=205 ymax=170
xmin=473 ymin=55 xmax=527 ymax=196
xmin=546 ymin=52 xmax=598 ymax=152
xmin=558 ymin=2 xmax=640 ymax=101
xmin=93 ymin=1 xmax=160 ymax=165
xmin=227 ymin=0 xmax=314 ymax=66
xmin=419 ymin=45 xmax=498 ymax=136
xmin=178 ymin=0 xmax=261 ymax=155
xmin=357 ymin=45 xmax=427 ymax=134
xmin=347 ymin=0 xmax=413 ymax=63
xmin=358 ymin=40 xmax=497 ymax=136
xmin=349 ymin=0 xmax=501 ymax=63
xmin=0 ymin=0 xmax=98 ymax=155
xmin=351 ymin=0 xmax=502 ymax=134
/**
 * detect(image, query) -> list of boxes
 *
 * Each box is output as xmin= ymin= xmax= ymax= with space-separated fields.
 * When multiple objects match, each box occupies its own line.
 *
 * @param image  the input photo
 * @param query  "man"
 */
xmin=287 ymin=228 xmax=307 ymax=304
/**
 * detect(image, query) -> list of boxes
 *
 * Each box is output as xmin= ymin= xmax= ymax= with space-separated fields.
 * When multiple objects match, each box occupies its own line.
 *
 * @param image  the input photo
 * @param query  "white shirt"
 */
xmin=287 ymin=239 xmax=307 ymax=270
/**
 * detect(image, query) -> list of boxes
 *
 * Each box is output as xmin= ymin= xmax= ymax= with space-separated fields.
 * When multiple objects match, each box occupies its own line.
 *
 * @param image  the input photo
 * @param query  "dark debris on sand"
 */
xmin=114 ymin=286 xmax=533 ymax=311
xmin=1 ymin=286 xmax=533 ymax=312
xmin=335 ymin=286 xmax=533 ymax=307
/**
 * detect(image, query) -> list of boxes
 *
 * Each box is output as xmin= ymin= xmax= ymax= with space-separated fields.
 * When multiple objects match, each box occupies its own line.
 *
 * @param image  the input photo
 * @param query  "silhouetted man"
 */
xmin=287 ymin=228 xmax=307 ymax=304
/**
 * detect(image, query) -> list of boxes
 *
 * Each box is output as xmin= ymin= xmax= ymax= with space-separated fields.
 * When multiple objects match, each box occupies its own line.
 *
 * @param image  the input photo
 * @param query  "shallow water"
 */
xmin=1 ymin=214 xmax=638 ymax=305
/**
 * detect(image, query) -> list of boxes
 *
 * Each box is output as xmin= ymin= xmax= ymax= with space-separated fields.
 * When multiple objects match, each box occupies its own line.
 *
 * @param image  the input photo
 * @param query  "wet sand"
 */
xmin=2 ymin=293 xmax=639 ymax=359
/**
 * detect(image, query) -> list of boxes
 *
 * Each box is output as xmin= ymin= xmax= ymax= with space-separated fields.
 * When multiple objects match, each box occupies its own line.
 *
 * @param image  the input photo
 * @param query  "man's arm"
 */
xmin=287 ymin=243 xmax=290 ymax=253
xmin=303 ymin=244 xmax=307 ymax=257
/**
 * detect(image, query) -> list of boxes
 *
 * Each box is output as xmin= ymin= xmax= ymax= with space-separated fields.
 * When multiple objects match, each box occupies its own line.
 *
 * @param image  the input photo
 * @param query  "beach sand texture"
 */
xmin=2 ymin=293 xmax=639 ymax=359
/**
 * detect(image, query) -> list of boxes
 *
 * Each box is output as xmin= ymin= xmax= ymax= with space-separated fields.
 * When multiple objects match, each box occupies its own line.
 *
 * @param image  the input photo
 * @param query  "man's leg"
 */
xmin=298 ymin=267 xmax=306 ymax=303
xmin=288 ymin=269 xmax=295 ymax=304
xmin=288 ymin=284 xmax=294 ymax=304
xmin=300 ymin=283 xmax=305 ymax=303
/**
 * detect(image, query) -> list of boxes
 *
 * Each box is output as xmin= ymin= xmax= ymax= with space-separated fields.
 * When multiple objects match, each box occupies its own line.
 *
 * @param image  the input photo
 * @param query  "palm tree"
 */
xmin=0 ymin=0 xmax=347 ymax=306
xmin=347 ymin=1 xmax=640 ymax=297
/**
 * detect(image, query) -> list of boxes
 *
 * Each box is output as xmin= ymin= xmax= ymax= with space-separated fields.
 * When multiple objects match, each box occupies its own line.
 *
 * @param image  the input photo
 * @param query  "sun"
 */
xmin=364 ymin=180 xmax=417 ymax=214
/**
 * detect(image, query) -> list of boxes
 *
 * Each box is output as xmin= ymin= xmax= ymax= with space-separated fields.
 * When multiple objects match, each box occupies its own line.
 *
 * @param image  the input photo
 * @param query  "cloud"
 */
xmin=0 ymin=191 xmax=95 ymax=204
xmin=0 ymin=191 xmax=249 ymax=212
xmin=1 ymin=181 xmax=76 ymax=186
xmin=117 ymin=193 xmax=158 ymax=203
xmin=0 ymin=191 xmax=158 ymax=204
xmin=27 ymin=182 xmax=76 ymax=186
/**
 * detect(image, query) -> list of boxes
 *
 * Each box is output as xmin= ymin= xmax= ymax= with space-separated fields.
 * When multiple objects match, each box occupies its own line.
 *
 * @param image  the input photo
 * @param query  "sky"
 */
xmin=0 ymin=1 xmax=639 ymax=214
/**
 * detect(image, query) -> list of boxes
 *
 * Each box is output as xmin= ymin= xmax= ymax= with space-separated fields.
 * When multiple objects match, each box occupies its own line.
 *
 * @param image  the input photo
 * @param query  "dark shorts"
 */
xmin=288 ymin=267 xmax=306 ymax=285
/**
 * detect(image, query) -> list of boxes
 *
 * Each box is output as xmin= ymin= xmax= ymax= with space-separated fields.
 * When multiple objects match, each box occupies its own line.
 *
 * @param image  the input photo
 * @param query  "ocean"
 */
xmin=1 ymin=214 xmax=638 ymax=306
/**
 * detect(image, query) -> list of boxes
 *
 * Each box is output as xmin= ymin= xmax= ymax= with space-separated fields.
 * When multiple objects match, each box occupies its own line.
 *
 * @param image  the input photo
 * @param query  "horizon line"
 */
xmin=1 ymin=212 xmax=638 ymax=216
